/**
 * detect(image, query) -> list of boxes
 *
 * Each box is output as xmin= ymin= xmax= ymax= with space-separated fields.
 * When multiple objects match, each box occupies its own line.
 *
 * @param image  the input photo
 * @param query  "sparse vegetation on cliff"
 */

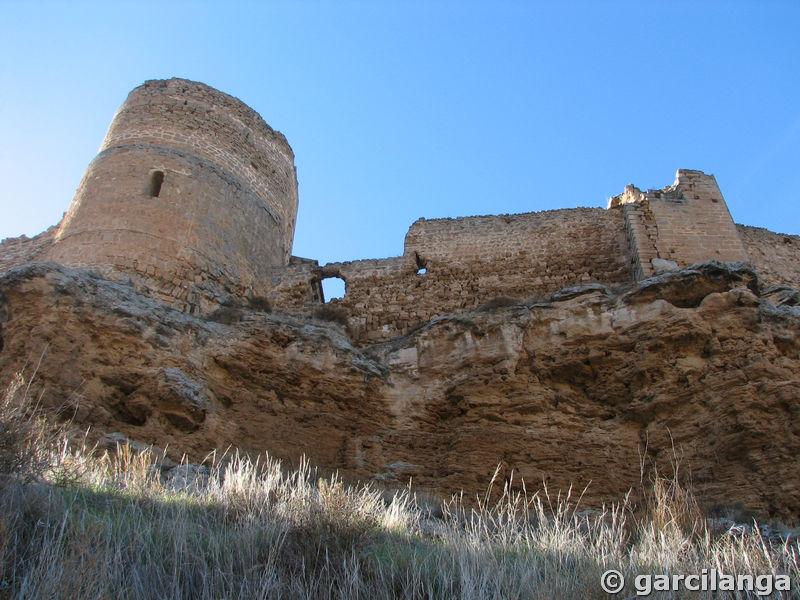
xmin=1 ymin=375 xmax=799 ymax=599
xmin=312 ymin=303 xmax=350 ymax=327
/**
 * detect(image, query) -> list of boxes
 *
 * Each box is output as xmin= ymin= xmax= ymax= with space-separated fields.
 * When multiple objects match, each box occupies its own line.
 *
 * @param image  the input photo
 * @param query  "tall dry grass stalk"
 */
xmin=0 ymin=373 xmax=798 ymax=598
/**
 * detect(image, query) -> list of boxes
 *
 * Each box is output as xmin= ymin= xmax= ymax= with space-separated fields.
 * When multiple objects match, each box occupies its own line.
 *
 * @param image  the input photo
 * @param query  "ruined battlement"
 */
xmin=611 ymin=169 xmax=749 ymax=279
xmin=266 ymin=206 xmax=631 ymax=343
xmin=1 ymin=79 xmax=798 ymax=345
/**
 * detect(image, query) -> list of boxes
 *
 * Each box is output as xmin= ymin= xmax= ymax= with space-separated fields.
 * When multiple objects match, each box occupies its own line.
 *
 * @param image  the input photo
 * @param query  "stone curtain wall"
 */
xmin=403 ymin=207 xmax=630 ymax=278
xmin=4 ymin=163 xmax=800 ymax=346
xmin=0 ymin=227 xmax=56 ymax=274
xmin=613 ymin=170 xmax=749 ymax=278
xmin=0 ymin=77 xmax=791 ymax=347
xmin=46 ymin=79 xmax=299 ymax=313
xmin=267 ymin=172 xmax=789 ymax=347
xmin=268 ymin=207 xmax=633 ymax=344
xmin=738 ymin=225 xmax=800 ymax=289
xmin=349 ymin=208 xmax=631 ymax=343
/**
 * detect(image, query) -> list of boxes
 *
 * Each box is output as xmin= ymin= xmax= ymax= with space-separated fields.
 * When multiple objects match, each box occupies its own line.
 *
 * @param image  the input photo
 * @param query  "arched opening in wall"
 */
xmin=320 ymin=276 xmax=345 ymax=303
xmin=415 ymin=252 xmax=427 ymax=275
xmin=148 ymin=170 xmax=165 ymax=197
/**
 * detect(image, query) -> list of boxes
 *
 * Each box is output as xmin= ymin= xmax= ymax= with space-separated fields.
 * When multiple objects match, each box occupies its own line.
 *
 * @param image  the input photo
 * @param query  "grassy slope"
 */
xmin=1 ymin=374 xmax=799 ymax=599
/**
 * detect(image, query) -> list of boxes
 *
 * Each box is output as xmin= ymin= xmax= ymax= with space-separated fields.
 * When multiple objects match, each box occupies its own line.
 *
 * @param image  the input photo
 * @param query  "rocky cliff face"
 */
xmin=1 ymin=262 xmax=799 ymax=518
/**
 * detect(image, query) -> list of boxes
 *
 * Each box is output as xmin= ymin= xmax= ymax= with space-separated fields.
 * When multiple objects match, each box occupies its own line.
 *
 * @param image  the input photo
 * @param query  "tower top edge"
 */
xmin=126 ymin=77 xmax=293 ymax=157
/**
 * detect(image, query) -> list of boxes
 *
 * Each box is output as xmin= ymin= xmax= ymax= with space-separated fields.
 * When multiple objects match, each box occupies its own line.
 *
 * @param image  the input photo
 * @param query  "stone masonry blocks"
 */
xmin=45 ymin=78 xmax=299 ymax=312
xmin=1 ymin=78 xmax=796 ymax=345
xmin=611 ymin=169 xmax=749 ymax=279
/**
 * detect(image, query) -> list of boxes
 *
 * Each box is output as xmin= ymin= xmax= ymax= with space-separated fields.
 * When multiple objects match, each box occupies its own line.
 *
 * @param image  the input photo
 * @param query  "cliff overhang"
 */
xmin=2 ymin=260 xmax=799 ymax=518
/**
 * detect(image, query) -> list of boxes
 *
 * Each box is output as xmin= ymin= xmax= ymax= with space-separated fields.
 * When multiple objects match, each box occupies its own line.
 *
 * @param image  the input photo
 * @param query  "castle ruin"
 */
xmin=2 ymin=78 xmax=799 ymax=345
xmin=46 ymin=78 xmax=298 ymax=309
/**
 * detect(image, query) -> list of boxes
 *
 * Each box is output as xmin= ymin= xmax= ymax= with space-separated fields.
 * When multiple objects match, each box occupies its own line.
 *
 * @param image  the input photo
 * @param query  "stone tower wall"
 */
xmin=613 ymin=170 xmax=749 ymax=279
xmin=46 ymin=78 xmax=298 ymax=312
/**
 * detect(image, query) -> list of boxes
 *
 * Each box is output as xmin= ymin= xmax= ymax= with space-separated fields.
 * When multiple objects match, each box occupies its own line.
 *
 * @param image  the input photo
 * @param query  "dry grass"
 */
xmin=0 ymin=374 xmax=53 ymax=481
xmin=1 ymin=374 xmax=799 ymax=598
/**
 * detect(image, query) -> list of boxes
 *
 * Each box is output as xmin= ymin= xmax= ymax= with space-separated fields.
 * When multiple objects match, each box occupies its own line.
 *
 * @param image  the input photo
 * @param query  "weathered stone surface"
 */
xmin=2 ymin=261 xmax=800 ymax=518
xmin=265 ymin=171 xmax=793 ymax=346
xmin=738 ymin=224 xmax=800 ymax=290
xmin=652 ymin=258 xmax=679 ymax=274
xmin=45 ymin=78 xmax=299 ymax=314
xmin=0 ymin=227 xmax=57 ymax=274
xmin=4 ymin=79 xmax=793 ymax=355
xmin=611 ymin=170 xmax=749 ymax=279
xmin=3 ymin=79 xmax=798 ymax=528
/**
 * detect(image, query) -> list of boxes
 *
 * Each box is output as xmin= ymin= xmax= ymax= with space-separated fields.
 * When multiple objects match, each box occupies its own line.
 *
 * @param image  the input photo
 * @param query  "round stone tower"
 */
xmin=47 ymin=78 xmax=298 ymax=311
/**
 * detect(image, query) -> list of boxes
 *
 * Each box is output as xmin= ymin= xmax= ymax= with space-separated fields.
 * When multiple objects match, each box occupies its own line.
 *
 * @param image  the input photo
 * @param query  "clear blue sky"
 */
xmin=2 ymin=1 xmax=799 ymax=266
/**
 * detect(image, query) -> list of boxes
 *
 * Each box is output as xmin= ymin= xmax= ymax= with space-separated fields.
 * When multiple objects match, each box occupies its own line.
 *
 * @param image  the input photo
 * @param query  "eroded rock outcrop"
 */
xmin=1 ymin=261 xmax=799 ymax=518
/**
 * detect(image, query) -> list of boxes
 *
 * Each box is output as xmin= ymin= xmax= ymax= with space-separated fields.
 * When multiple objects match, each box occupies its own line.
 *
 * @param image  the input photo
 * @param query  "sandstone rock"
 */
xmin=2 ymin=261 xmax=800 ymax=519
xmin=762 ymin=286 xmax=800 ymax=307
xmin=155 ymin=367 xmax=209 ymax=432
xmin=651 ymin=258 xmax=679 ymax=274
